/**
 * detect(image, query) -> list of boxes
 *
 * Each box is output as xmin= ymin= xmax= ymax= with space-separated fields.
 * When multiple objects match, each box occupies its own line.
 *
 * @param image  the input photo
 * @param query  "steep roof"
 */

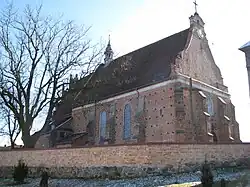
xmin=75 ymin=28 xmax=191 ymax=106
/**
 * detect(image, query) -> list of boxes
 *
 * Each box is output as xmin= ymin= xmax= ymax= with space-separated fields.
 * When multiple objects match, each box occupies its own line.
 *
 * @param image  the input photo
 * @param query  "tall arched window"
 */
xmin=123 ymin=104 xmax=131 ymax=140
xmin=207 ymin=96 xmax=214 ymax=116
xmin=99 ymin=111 xmax=107 ymax=144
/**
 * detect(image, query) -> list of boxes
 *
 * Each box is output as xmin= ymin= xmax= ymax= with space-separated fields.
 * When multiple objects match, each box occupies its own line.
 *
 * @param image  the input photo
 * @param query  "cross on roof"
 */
xmin=193 ymin=0 xmax=198 ymax=13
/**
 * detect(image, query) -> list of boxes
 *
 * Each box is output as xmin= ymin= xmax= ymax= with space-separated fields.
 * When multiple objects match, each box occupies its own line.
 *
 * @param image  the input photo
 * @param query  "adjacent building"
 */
xmin=239 ymin=42 xmax=250 ymax=97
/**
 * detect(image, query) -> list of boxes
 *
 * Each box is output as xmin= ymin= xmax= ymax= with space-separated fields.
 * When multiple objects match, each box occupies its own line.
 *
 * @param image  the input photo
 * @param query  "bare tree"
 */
xmin=0 ymin=4 xmax=103 ymax=147
xmin=0 ymin=104 xmax=21 ymax=149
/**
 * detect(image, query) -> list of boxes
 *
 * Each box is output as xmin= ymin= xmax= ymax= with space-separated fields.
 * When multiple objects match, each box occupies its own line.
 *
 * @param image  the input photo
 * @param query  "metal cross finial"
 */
xmin=193 ymin=0 xmax=198 ymax=13
xmin=108 ymin=29 xmax=111 ymax=45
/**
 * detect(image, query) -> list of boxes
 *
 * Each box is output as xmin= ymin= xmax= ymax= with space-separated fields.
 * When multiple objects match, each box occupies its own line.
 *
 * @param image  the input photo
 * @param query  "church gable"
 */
xmin=179 ymin=13 xmax=226 ymax=90
xmin=181 ymin=33 xmax=224 ymax=87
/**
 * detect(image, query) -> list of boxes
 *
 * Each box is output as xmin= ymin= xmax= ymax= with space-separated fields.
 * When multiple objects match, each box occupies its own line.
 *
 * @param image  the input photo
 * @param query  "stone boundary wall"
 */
xmin=0 ymin=143 xmax=250 ymax=179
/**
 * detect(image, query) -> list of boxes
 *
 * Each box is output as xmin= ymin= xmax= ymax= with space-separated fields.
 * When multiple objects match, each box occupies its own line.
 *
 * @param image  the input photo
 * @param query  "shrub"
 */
xmin=40 ymin=171 xmax=49 ymax=187
xmin=13 ymin=159 xmax=28 ymax=184
xmin=200 ymin=160 xmax=213 ymax=187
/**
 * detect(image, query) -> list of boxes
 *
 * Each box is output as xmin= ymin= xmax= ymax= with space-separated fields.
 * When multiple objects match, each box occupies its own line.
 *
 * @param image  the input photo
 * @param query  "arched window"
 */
xmin=123 ymin=104 xmax=131 ymax=140
xmin=99 ymin=111 xmax=107 ymax=144
xmin=207 ymin=96 xmax=214 ymax=116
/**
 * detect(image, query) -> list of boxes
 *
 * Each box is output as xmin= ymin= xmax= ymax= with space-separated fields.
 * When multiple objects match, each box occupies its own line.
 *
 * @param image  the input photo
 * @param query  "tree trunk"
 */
xmin=22 ymin=124 xmax=33 ymax=148
xmin=10 ymin=141 xmax=15 ymax=149
xmin=22 ymin=133 xmax=33 ymax=148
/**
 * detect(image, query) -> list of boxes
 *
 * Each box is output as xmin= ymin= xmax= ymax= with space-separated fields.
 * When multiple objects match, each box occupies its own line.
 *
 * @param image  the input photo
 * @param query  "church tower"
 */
xmin=104 ymin=35 xmax=114 ymax=66
xmin=189 ymin=1 xmax=206 ymax=41
xmin=239 ymin=42 xmax=250 ymax=97
xmin=189 ymin=12 xmax=205 ymax=37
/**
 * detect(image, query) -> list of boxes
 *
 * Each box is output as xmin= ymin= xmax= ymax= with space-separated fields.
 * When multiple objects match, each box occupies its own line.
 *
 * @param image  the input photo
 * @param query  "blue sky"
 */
xmin=0 ymin=0 xmax=144 ymax=44
xmin=0 ymin=0 xmax=250 ymax=145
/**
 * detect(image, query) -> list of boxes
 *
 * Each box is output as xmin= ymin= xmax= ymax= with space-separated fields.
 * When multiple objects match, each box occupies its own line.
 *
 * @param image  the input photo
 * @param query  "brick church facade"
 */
xmin=35 ymin=12 xmax=241 ymax=148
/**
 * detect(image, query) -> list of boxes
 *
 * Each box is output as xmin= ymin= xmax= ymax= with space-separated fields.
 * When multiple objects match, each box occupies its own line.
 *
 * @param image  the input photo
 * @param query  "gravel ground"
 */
xmin=0 ymin=170 xmax=248 ymax=187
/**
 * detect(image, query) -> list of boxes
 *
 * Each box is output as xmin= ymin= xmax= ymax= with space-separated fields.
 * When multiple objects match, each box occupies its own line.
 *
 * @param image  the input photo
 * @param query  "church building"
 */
xmin=35 ymin=11 xmax=241 ymax=148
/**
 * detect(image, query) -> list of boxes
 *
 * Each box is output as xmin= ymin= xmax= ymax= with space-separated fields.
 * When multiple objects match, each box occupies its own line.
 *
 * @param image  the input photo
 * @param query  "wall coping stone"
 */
xmin=0 ymin=142 xmax=248 ymax=152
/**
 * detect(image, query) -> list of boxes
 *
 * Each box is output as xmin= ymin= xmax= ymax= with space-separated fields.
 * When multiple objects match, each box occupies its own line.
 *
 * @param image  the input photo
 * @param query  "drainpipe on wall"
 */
xmin=94 ymin=100 xmax=97 ymax=145
xmin=136 ymin=88 xmax=144 ymax=142
xmin=136 ymin=88 xmax=139 ymax=99
xmin=189 ymin=77 xmax=196 ymax=142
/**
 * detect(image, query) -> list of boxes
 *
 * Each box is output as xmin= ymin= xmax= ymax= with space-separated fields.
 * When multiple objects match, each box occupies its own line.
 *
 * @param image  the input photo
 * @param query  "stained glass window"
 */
xmin=124 ymin=104 xmax=131 ymax=139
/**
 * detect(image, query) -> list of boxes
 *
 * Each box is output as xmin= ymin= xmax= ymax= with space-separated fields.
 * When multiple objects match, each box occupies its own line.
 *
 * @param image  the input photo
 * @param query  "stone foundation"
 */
xmin=1 ymin=157 xmax=250 ymax=179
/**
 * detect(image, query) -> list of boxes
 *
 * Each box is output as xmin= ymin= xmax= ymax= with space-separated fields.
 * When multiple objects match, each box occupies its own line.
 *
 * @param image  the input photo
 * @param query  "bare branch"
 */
xmin=0 ymin=103 xmax=21 ymax=148
xmin=0 ymin=3 xmax=102 ymax=147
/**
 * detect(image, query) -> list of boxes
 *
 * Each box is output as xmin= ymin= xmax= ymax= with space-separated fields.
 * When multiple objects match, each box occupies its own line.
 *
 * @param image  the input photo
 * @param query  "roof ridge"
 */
xmin=112 ymin=28 xmax=190 ymax=62
xmin=73 ymin=28 xmax=191 ymax=107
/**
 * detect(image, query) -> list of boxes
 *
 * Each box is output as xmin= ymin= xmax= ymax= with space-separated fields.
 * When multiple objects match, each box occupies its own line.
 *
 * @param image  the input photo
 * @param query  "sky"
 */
xmin=0 ymin=0 xmax=249 ymax=145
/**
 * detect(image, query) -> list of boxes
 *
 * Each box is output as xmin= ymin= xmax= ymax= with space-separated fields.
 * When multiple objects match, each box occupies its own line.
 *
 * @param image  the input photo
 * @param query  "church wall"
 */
xmin=72 ymin=108 xmax=89 ymax=133
xmin=180 ymin=31 xmax=224 ymax=88
xmin=171 ymin=83 xmax=211 ymax=143
xmin=171 ymin=85 xmax=192 ymax=143
xmin=53 ymin=93 xmax=73 ymax=125
xmin=111 ymin=94 xmax=140 ymax=144
xmin=138 ymin=84 xmax=176 ymax=143
xmin=228 ymin=103 xmax=241 ymax=142
xmin=170 ymin=80 xmax=240 ymax=143
xmin=210 ymin=97 xmax=241 ymax=143
xmin=197 ymin=94 xmax=241 ymax=143
xmin=35 ymin=134 xmax=50 ymax=149
xmin=175 ymin=31 xmax=241 ymax=143
xmin=202 ymin=94 xmax=238 ymax=143
xmin=190 ymin=90 xmax=208 ymax=142
xmin=71 ymin=73 xmax=241 ymax=146
xmin=72 ymin=82 xmax=178 ymax=145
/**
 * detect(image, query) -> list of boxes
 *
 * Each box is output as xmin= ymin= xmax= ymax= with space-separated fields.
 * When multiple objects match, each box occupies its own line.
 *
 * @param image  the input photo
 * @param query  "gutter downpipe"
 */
xmin=189 ymin=77 xmax=196 ymax=143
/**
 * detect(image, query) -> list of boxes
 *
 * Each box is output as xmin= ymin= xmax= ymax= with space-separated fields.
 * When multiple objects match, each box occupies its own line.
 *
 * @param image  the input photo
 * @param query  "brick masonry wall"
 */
xmin=180 ymin=29 xmax=224 ymax=86
xmin=35 ymin=134 xmax=50 ymax=149
xmin=1 ymin=143 xmax=250 ymax=168
xmin=72 ymin=82 xmax=177 ymax=145
xmin=70 ymin=79 xmax=241 ymax=147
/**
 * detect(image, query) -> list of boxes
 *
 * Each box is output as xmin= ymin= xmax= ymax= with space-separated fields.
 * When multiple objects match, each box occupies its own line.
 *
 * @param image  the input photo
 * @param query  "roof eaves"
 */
xmin=54 ymin=117 xmax=72 ymax=130
xmin=239 ymin=41 xmax=250 ymax=52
